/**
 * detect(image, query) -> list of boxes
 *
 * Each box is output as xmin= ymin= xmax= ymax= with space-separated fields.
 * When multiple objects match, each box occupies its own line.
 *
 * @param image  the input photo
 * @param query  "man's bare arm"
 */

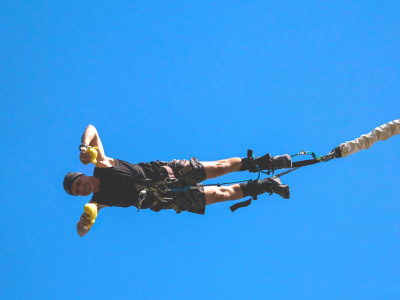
xmin=79 ymin=125 xmax=116 ymax=167
xmin=80 ymin=125 xmax=107 ymax=162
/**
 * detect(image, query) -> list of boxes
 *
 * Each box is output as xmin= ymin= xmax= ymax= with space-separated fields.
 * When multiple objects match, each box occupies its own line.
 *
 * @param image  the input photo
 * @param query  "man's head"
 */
xmin=63 ymin=172 xmax=95 ymax=196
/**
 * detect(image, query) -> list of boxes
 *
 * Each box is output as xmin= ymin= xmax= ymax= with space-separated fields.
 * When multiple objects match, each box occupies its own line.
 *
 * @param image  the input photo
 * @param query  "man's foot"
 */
xmin=255 ymin=153 xmax=292 ymax=172
xmin=240 ymin=151 xmax=292 ymax=173
xmin=260 ymin=177 xmax=290 ymax=199
xmin=241 ymin=178 xmax=290 ymax=199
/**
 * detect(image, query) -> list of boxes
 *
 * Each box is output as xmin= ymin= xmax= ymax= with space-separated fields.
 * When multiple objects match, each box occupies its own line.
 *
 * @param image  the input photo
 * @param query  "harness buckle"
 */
xmin=137 ymin=189 xmax=148 ymax=212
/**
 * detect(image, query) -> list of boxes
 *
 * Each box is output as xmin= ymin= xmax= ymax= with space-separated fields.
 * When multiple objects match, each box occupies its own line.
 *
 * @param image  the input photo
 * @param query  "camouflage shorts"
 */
xmin=170 ymin=185 xmax=206 ymax=215
xmin=167 ymin=157 xmax=206 ymax=215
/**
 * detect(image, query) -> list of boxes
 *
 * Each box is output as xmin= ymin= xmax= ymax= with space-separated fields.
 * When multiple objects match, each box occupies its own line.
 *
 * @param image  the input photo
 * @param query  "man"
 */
xmin=64 ymin=125 xmax=292 ymax=237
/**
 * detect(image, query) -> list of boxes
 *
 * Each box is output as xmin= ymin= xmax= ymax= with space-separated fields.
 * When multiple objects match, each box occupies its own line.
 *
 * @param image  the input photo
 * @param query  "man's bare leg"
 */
xmin=200 ymin=153 xmax=292 ymax=180
xmin=204 ymin=184 xmax=244 ymax=205
xmin=201 ymin=158 xmax=242 ymax=179
xmin=204 ymin=179 xmax=290 ymax=206
xmin=199 ymin=155 xmax=291 ymax=206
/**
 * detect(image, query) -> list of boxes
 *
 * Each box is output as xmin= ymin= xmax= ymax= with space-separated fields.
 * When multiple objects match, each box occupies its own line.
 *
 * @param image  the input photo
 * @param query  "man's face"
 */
xmin=71 ymin=175 xmax=95 ymax=196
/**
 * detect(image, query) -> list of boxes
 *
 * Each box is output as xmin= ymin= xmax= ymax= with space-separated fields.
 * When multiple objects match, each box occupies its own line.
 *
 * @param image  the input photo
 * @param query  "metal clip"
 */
xmin=137 ymin=189 xmax=147 ymax=212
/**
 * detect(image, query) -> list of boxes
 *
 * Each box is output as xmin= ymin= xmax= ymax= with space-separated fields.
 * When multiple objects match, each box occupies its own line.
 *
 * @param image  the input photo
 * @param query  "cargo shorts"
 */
xmin=166 ymin=157 xmax=207 ymax=215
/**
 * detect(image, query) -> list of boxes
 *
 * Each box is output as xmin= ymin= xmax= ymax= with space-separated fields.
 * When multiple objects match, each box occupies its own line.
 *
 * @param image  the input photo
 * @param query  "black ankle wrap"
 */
xmin=239 ymin=158 xmax=257 ymax=172
xmin=233 ymin=180 xmax=264 ymax=212
xmin=239 ymin=150 xmax=273 ymax=173
xmin=240 ymin=180 xmax=272 ymax=199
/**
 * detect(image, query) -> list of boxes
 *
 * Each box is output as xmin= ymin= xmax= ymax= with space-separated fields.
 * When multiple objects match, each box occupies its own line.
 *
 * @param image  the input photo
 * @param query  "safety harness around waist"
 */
xmin=134 ymin=165 xmax=200 ymax=214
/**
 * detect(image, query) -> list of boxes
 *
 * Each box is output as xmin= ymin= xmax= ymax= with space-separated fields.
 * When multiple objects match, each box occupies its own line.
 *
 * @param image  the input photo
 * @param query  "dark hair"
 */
xmin=63 ymin=172 xmax=84 ymax=195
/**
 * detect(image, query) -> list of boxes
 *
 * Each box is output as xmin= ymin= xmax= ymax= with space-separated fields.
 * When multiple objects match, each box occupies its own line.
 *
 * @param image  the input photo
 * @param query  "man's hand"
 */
xmin=76 ymin=202 xmax=106 ymax=237
xmin=77 ymin=213 xmax=92 ymax=237
xmin=80 ymin=150 xmax=91 ymax=165
xmin=79 ymin=213 xmax=92 ymax=228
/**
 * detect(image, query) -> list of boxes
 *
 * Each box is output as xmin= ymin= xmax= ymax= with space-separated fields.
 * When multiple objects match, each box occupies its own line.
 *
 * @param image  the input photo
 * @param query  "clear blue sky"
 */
xmin=1 ymin=1 xmax=399 ymax=299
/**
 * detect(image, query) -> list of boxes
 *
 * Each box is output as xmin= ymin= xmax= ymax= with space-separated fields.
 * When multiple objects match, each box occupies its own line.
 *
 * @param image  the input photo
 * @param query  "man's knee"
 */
xmin=204 ymin=160 xmax=230 ymax=178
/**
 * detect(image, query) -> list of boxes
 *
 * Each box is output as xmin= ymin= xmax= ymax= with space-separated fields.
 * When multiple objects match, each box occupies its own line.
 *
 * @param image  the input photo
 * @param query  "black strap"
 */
xmin=245 ymin=149 xmax=260 ymax=173
xmin=247 ymin=149 xmax=253 ymax=159
xmin=230 ymin=197 xmax=253 ymax=212
xmin=79 ymin=144 xmax=89 ymax=151
xmin=230 ymin=191 xmax=258 ymax=212
xmin=292 ymin=159 xmax=320 ymax=168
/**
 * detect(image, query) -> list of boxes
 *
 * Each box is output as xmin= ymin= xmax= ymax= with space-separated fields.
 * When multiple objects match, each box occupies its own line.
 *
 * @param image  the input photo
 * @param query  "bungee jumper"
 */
xmin=64 ymin=125 xmax=292 ymax=236
xmin=64 ymin=119 xmax=400 ymax=237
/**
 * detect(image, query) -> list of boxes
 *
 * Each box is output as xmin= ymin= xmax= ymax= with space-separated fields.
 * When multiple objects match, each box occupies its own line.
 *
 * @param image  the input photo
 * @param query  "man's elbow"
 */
xmin=87 ymin=124 xmax=97 ymax=131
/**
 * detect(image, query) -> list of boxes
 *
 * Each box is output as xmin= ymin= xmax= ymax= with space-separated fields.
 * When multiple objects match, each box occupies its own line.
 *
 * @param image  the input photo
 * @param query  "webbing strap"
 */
xmin=292 ymin=159 xmax=320 ymax=168
xmin=230 ymin=197 xmax=253 ymax=212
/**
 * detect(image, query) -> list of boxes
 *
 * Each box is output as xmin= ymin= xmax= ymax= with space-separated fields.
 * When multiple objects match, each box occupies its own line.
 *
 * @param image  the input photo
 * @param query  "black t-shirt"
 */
xmin=91 ymin=159 xmax=164 ymax=208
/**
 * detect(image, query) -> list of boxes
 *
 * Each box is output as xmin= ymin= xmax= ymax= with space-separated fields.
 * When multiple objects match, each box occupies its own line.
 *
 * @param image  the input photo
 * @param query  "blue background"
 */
xmin=1 ymin=1 xmax=399 ymax=299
